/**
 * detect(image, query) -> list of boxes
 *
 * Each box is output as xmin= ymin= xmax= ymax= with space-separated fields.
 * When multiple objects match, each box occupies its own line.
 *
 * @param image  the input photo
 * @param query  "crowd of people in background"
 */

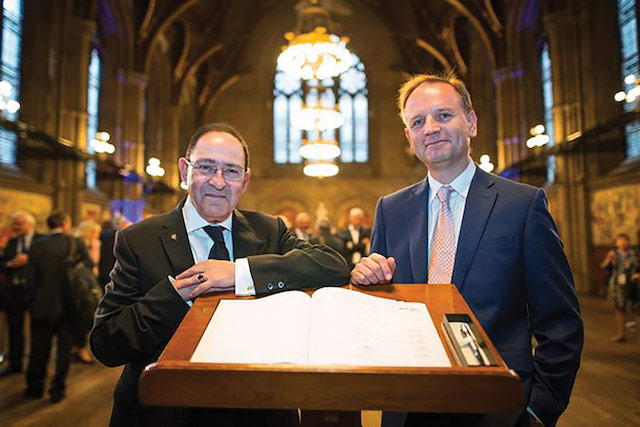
xmin=5 ymin=199 xmax=635 ymax=408
xmin=288 ymin=206 xmax=372 ymax=270
xmin=0 ymin=209 xmax=129 ymax=403
xmin=0 ymin=203 xmax=366 ymax=405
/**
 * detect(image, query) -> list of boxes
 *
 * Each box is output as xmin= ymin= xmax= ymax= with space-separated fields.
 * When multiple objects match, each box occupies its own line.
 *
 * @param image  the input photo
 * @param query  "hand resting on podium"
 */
xmin=350 ymin=253 xmax=396 ymax=285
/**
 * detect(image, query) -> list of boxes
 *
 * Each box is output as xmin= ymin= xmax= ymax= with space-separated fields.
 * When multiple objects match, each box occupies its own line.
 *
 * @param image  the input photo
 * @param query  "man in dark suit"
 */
xmin=337 ymin=207 xmax=371 ymax=268
xmin=0 ymin=212 xmax=43 ymax=376
xmin=351 ymin=74 xmax=583 ymax=427
xmin=90 ymin=123 xmax=350 ymax=426
xmin=25 ymin=211 xmax=91 ymax=402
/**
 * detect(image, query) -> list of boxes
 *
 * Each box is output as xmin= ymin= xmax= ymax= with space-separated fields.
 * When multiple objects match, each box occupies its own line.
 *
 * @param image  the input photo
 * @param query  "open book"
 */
xmin=190 ymin=287 xmax=451 ymax=367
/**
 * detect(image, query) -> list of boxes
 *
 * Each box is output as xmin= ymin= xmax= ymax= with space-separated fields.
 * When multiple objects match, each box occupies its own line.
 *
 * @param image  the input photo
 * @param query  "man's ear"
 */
xmin=241 ymin=168 xmax=251 ymax=192
xmin=404 ymin=128 xmax=416 ymax=155
xmin=178 ymin=158 xmax=189 ymax=185
xmin=467 ymin=110 xmax=478 ymax=138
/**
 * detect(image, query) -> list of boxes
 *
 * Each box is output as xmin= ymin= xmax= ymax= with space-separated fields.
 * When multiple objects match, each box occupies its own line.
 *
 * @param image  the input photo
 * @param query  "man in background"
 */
xmin=338 ymin=207 xmax=371 ymax=268
xmin=26 ymin=211 xmax=91 ymax=402
xmin=0 ymin=212 xmax=43 ymax=376
xmin=293 ymin=212 xmax=313 ymax=241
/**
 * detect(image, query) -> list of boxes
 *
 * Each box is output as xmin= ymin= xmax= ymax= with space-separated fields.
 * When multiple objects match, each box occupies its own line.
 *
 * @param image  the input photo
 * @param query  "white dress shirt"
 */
xmin=426 ymin=159 xmax=476 ymax=266
xmin=175 ymin=197 xmax=255 ymax=304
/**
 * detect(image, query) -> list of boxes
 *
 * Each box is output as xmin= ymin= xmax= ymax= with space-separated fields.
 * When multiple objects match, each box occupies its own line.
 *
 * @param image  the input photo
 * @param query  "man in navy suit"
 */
xmin=351 ymin=73 xmax=583 ymax=427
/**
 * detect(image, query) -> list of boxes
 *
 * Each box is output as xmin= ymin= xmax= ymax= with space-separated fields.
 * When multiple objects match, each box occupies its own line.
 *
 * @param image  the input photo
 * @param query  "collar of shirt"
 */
xmin=182 ymin=196 xmax=234 ymax=262
xmin=427 ymin=159 xmax=477 ymax=204
xmin=23 ymin=231 xmax=34 ymax=250
xmin=182 ymin=196 xmax=233 ymax=233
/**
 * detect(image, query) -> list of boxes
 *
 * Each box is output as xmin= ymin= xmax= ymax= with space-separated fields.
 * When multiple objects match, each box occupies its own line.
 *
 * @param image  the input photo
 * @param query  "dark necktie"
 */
xmin=203 ymin=225 xmax=230 ymax=261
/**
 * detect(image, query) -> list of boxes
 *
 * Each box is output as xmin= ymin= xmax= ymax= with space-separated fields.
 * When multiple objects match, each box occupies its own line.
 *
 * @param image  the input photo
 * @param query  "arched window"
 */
xmin=273 ymin=53 xmax=368 ymax=164
xmin=0 ymin=0 xmax=24 ymax=166
xmin=86 ymin=48 xmax=100 ymax=189
xmin=617 ymin=0 xmax=640 ymax=158
xmin=540 ymin=42 xmax=556 ymax=184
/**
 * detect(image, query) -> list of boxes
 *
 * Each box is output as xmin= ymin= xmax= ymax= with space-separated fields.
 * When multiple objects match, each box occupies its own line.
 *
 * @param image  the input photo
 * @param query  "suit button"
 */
xmin=277 ymin=281 xmax=284 ymax=289
xmin=267 ymin=283 xmax=274 ymax=291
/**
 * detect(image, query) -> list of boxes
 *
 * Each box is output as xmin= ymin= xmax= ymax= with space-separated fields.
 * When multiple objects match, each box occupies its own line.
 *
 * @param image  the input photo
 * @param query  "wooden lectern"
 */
xmin=139 ymin=284 xmax=523 ymax=425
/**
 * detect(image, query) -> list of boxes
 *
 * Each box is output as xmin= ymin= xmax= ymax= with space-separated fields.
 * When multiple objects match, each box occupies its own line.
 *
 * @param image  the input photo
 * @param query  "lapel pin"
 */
xmin=170 ymin=234 xmax=177 ymax=241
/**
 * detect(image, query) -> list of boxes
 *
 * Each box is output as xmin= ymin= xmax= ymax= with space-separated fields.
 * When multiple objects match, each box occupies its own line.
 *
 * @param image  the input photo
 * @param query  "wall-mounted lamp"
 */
xmin=91 ymin=131 xmax=115 ymax=154
xmin=0 ymin=81 xmax=20 ymax=114
xmin=478 ymin=154 xmax=494 ymax=173
xmin=526 ymin=124 xmax=550 ymax=148
xmin=614 ymin=74 xmax=640 ymax=103
xmin=146 ymin=157 xmax=165 ymax=177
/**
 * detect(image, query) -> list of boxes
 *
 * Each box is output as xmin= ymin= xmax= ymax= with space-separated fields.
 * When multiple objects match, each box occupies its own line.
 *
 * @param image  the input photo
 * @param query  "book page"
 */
xmin=190 ymin=290 xmax=311 ymax=364
xmin=308 ymin=287 xmax=451 ymax=367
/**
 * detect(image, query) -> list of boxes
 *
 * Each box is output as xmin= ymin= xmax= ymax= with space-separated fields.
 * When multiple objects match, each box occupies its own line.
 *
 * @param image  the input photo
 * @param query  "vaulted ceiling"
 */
xmin=94 ymin=0 xmax=529 ymax=108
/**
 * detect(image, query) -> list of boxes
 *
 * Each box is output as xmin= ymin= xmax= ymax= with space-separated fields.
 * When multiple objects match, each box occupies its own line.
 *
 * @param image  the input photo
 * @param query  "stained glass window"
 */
xmin=273 ymin=53 xmax=368 ymax=163
xmin=0 ymin=0 xmax=23 ymax=166
xmin=617 ymin=0 xmax=640 ymax=158
xmin=541 ymin=43 xmax=556 ymax=184
xmin=86 ymin=48 xmax=100 ymax=189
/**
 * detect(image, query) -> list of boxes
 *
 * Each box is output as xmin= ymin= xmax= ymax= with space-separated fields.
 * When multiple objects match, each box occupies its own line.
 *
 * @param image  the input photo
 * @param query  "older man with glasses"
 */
xmin=90 ymin=122 xmax=349 ymax=427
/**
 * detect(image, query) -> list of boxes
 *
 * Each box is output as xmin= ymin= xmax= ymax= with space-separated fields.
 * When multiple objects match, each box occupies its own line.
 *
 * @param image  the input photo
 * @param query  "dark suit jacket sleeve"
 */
xmin=524 ymin=189 xmax=583 ymax=426
xmin=247 ymin=218 xmax=350 ymax=296
xmin=0 ymin=239 xmax=15 ymax=273
xmin=90 ymin=230 xmax=189 ymax=368
xmin=370 ymin=197 xmax=387 ymax=256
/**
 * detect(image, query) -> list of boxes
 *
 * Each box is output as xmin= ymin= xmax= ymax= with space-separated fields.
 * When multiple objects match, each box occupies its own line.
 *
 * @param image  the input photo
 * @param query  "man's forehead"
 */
xmin=192 ymin=131 xmax=244 ymax=158
xmin=405 ymin=82 xmax=464 ymax=110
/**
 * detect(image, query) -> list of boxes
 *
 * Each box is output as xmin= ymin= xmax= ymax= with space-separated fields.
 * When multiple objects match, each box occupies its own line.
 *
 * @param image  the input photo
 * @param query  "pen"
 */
xmin=460 ymin=323 xmax=485 ymax=366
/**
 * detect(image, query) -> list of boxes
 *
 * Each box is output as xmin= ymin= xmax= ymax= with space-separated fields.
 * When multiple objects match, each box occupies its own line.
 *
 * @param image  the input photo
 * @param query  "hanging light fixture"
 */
xmin=303 ymin=159 xmax=339 ymax=177
xmin=277 ymin=0 xmax=352 ymax=81
xmin=292 ymin=104 xmax=344 ymax=131
xmin=299 ymin=137 xmax=341 ymax=160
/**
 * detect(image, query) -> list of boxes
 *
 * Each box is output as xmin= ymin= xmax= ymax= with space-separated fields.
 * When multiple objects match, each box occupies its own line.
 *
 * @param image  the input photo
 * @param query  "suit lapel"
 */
xmin=452 ymin=169 xmax=497 ymax=291
xmin=408 ymin=179 xmax=429 ymax=284
xmin=232 ymin=210 xmax=259 ymax=259
xmin=158 ymin=202 xmax=195 ymax=276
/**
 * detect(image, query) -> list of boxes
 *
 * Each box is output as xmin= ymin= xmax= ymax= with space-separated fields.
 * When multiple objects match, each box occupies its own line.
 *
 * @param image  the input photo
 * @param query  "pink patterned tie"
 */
xmin=428 ymin=185 xmax=455 ymax=284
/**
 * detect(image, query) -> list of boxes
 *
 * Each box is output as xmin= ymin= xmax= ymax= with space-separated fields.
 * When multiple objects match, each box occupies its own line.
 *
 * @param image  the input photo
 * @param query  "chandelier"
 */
xmin=277 ymin=0 xmax=352 ymax=81
xmin=292 ymin=104 xmax=344 ymax=131
xmin=299 ymin=137 xmax=341 ymax=160
xmin=303 ymin=159 xmax=339 ymax=177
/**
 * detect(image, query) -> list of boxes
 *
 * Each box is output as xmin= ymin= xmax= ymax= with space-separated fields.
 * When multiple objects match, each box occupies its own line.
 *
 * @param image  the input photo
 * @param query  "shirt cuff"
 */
xmin=168 ymin=275 xmax=192 ymax=307
xmin=527 ymin=407 xmax=544 ymax=426
xmin=235 ymin=258 xmax=256 ymax=296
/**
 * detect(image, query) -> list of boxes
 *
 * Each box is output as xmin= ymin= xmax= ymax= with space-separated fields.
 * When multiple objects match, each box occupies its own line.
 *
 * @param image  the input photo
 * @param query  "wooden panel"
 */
xmin=139 ymin=284 xmax=523 ymax=413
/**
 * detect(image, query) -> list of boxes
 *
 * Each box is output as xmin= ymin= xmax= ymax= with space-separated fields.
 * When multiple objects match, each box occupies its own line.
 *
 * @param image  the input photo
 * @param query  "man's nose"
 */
xmin=208 ymin=170 xmax=227 ymax=188
xmin=423 ymin=116 xmax=440 ymax=135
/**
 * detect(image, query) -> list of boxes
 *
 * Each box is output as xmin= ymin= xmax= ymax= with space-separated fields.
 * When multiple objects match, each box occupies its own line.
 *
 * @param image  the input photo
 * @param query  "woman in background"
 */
xmin=601 ymin=233 xmax=640 ymax=342
xmin=72 ymin=221 xmax=102 ymax=362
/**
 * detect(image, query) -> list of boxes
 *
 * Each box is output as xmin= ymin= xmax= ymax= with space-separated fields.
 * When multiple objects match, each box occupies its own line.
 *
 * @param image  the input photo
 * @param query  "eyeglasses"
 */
xmin=184 ymin=159 xmax=247 ymax=182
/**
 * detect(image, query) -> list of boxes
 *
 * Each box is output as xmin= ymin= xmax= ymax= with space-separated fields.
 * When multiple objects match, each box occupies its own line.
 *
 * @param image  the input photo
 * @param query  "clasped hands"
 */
xmin=7 ymin=253 xmax=28 ymax=268
xmin=172 ymin=259 xmax=235 ymax=300
xmin=350 ymin=253 xmax=396 ymax=285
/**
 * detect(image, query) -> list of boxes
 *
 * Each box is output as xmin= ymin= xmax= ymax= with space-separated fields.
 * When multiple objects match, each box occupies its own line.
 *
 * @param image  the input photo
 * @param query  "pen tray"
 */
xmin=442 ymin=314 xmax=498 ymax=367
